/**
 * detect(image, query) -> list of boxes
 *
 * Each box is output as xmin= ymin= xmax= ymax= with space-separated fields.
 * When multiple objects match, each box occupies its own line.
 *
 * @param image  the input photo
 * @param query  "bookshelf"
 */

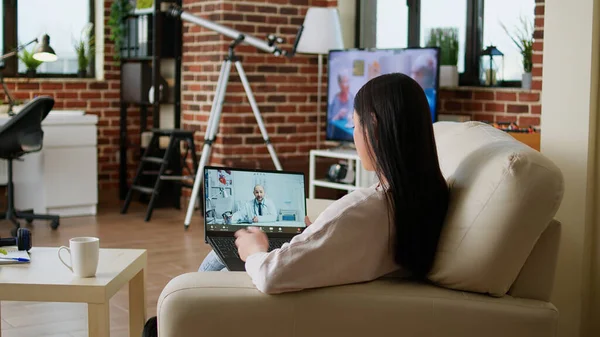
xmin=118 ymin=0 xmax=183 ymax=201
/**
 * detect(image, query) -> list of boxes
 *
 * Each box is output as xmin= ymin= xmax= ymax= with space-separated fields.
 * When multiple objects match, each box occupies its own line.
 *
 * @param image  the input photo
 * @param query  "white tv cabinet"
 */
xmin=0 ymin=110 xmax=99 ymax=218
xmin=308 ymin=148 xmax=378 ymax=199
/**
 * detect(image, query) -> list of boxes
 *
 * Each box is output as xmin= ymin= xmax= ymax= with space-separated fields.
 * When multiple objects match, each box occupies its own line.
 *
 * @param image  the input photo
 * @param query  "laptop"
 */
xmin=203 ymin=166 xmax=308 ymax=271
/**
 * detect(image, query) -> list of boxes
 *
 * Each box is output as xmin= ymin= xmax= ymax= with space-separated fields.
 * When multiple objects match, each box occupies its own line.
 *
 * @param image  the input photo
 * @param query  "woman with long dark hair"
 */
xmin=143 ymin=72 xmax=449 ymax=336
xmin=233 ymin=72 xmax=449 ymax=292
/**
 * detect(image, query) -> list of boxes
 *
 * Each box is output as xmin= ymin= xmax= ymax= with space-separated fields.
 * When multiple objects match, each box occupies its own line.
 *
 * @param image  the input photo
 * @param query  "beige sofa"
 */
xmin=157 ymin=122 xmax=564 ymax=337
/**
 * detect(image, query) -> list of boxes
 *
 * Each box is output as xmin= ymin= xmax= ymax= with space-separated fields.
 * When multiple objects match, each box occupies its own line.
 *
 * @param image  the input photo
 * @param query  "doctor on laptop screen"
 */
xmin=234 ymin=184 xmax=278 ymax=223
xmin=204 ymin=168 xmax=306 ymax=233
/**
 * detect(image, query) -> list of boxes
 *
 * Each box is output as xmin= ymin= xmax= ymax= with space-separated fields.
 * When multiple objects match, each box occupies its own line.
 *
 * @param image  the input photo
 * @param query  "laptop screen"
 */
xmin=203 ymin=167 xmax=307 ymax=234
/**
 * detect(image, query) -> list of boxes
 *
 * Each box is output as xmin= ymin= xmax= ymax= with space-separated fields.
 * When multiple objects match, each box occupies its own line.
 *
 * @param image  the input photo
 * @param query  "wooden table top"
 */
xmin=0 ymin=247 xmax=146 ymax=303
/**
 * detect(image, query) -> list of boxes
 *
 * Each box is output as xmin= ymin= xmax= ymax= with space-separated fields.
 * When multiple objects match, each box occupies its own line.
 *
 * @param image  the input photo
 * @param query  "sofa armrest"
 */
xmin=508 ymin=219 xmax=562 ymax=301
xmin=157 ymin=272 xmax=558 ymax=337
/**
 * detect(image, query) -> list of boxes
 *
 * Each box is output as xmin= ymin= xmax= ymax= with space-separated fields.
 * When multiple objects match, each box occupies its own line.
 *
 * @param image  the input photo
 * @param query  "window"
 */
xmin=419 ymin=0 xmax=467 ymax=73
xmin=483 ymin=0 xmax=535 ymax=81
xmin=359 ymin=0 xmax=536 ymax=86
xmin=376 ymin=0 xmax=408 ymax=48
xmin=3 ymin=0 xmax=95 ymax=77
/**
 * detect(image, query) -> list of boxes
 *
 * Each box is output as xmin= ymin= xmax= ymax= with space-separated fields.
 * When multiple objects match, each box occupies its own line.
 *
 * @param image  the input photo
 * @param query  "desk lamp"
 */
xmin=0 ymin=34 xmax=57 ymax=115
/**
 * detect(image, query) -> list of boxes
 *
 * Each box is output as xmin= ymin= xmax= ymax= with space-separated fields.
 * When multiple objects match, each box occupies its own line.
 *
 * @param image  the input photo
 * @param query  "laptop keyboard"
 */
xmin=267 ymin=238 xmax=291 ymax=251
xmin=211 ymin=237 xmax=291 ymax=258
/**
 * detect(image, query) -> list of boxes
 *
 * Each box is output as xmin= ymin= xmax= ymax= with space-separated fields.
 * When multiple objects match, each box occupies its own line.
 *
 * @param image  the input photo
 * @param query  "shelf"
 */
xmin=123 ymin=101 xmax=178 ymax=106
xmin=310 ymin=148 xmax=359 ymax=161
xmin=121 ymin=56 xmax=154 ymax=62
xmin=119 ymin=0 xmax=183 ymax=201
xmin=440 ymin=85 xmax=540 ymax=94
xmin=127 ymin=8 xmax=155 ymax=17
xmin=123 ymin=101 xmax=152 ymax=106
xmin=312 ymin=179 xmax=359 ymax=191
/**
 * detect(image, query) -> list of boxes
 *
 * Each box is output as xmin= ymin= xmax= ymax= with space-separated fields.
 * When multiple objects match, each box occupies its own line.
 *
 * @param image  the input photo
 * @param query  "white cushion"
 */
xmin=428 ymin=122 xmax=564 ymax=297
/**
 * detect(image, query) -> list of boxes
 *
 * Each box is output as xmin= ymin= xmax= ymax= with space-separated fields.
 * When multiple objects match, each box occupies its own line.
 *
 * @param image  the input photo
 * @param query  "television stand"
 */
xmin=308 ymin=148 xmax=378 ymax=199
xmin=328 ymin=141 xmax=355 ymax=151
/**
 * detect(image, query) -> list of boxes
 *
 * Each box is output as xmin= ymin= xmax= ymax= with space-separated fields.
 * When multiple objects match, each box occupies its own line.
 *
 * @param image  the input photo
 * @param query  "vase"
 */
xmin=522 ymin=72 xmax=532 ymax=90
xmin=78 ymin=70 xmax=87 ymax=78
xmin=25 ymin=69 xmax=36 ymax=78
xmin=439 ymin=65 xmax=459 ymax=87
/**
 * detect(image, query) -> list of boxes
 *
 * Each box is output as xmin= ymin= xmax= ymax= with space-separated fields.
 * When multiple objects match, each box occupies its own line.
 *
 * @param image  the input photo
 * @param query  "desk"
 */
xmin=0 ymin=110 xmax=99 ymax=217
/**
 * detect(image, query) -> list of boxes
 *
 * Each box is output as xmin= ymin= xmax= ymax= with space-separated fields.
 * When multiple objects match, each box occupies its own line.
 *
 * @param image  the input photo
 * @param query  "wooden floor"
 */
xmin=0 ymin=197 xmax=210 ymax=337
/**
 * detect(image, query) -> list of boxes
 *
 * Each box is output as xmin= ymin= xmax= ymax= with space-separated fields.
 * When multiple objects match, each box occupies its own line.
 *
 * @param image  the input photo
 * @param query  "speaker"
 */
xmin=0 ymin=228 xmax=32 ymax=251
xmin=327 ymin=163 xmax=348 ymax=183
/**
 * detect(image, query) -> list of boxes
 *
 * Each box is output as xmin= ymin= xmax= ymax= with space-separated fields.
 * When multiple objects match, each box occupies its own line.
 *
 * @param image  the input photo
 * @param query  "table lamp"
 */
xmin=295 ymin=7 xmax=344 ymax=149
xmin=0 ymin=34 xmax=57 ymax=116
xmin=33 ymin=34 xmax=58 ymax=62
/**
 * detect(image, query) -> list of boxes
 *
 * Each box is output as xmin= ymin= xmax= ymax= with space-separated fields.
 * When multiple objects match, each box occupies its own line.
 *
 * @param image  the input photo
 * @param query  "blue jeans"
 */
xmin=198 ymin=250 xmax=228 ymax=271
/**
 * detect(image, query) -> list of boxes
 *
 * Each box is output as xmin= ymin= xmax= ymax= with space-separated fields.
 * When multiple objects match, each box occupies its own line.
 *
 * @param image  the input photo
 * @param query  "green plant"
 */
xmin=501 ymin=16 xmax=534 ymax=73
xmin=18 ymin=47 xmax=43 ymax=71
xmin=108 ymin=0 xmax=132 ymax=61
xmin=426 ymin=27 xmax=459 ymax=66
xmin=74 ymin=23 xmax=95 ymax=72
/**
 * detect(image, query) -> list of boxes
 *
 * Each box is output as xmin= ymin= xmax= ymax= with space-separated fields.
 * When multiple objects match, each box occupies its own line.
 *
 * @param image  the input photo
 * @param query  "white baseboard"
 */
xmin=47 ymin=205 xmax=97 ymax=218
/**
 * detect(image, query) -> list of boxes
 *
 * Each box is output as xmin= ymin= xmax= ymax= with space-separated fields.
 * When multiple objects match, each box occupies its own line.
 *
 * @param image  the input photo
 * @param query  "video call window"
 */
xmin=204 ymin=168 xmax=306 ymax=230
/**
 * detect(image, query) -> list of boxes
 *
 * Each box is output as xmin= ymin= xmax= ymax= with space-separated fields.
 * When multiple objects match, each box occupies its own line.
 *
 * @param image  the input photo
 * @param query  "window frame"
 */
xmin=2 ymin=0 xmax=96 ymax=78
xmin=357 ymin=0 xmax=524 ymax=87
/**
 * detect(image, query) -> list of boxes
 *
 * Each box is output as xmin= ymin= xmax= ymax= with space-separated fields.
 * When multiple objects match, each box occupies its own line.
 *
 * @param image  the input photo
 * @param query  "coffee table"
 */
xmin=0 ymin=247 xmax=147 ymax=337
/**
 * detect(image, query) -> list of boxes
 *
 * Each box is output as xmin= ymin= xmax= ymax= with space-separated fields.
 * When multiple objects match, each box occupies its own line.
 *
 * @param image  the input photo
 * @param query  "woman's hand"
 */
xmin=304 ymin=216 xmax=312 ymax=227
xmin=235 ymin=227 xmax=268 ymax=261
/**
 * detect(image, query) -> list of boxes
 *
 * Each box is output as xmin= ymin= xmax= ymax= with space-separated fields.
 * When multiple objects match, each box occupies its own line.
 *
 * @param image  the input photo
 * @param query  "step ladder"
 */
xmin=121 ymin=129 xmax=198 ymax=221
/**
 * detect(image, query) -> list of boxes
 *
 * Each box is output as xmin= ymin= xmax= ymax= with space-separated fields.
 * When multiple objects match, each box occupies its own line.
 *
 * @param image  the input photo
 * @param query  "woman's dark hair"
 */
xmin=354 ymin=73 xmax=449 ymax=279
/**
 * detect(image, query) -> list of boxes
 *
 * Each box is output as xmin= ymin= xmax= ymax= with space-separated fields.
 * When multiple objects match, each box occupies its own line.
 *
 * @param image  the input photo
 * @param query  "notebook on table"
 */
xmin=0 ymin=246 xmax=31 ymax=264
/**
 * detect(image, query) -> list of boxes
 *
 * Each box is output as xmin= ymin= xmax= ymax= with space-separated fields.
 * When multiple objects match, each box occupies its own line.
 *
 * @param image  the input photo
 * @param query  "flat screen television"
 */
xmin=326 ymin=47 xmax=440 ymax=143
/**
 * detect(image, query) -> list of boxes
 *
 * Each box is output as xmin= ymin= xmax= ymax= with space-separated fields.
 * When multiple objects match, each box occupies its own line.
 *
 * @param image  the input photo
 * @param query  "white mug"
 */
xmin=58 ymin=237 xmax=100 ymax=278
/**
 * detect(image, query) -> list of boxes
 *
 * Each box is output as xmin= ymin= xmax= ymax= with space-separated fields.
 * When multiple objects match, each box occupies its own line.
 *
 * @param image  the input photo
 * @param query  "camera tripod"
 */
xmin=162 ymin=3 xmax=302 ymax=229
xmin=183 ymin=37 xmax=283 ymax=228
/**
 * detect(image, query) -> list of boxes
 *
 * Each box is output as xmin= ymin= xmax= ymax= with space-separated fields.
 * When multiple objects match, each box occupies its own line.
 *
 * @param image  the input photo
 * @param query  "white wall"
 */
xmin=95 ymin=0 xmax=104 ymax=80
xmin=541 ymin=0 xmax=600 ymax=336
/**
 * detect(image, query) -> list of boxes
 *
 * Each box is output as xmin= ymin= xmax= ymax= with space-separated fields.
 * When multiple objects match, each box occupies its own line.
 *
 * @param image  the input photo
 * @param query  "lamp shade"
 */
xmin=33 ymin=34 xmax=57 ymax=62
xmin=481 ymin=45 xmax=504 ymax=56
xmin=295 ymin=7 xmax=344 ymax=55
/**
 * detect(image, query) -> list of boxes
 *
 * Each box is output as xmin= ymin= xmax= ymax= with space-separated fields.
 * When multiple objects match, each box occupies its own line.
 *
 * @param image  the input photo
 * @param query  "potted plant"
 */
xmin=108 ymin=0 xmax=133 ymax=61
xmin=501 ymin=17 xmax=534 ymax=89
xmin=18 ymin=47 xmax=43 ymax=78
xmin=426 ymin=27 xmax=459 ymax=87
xmin=74 ymin=23 xmax=95 ymax=77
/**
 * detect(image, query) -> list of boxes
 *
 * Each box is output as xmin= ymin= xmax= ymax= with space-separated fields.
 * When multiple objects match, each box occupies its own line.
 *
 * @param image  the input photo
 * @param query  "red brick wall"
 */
xmin=181 ymin=0 xmax=337 ymax=171
xmin=438 ymin=0 xmax=544 ymax=128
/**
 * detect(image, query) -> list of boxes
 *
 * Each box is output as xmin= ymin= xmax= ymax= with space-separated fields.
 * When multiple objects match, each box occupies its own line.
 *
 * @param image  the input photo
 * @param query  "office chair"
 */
xmin=0 ymin=96 xmax=59 ymax=237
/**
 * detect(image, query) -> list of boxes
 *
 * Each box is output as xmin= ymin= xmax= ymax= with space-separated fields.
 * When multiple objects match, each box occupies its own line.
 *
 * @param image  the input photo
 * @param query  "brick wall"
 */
xmin=438 ymin=0 xmax=544 ymax=128
xmin=181 ymin=0 xmax=337 ymax=172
